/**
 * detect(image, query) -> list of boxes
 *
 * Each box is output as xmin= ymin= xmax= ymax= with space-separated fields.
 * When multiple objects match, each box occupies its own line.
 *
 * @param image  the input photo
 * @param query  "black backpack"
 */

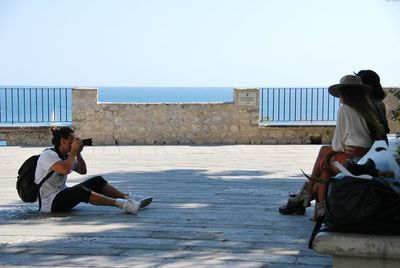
xmin=309 ymin=176 xmax=400 ymax=249
xmin=16 ymin=152 xmax=54 ymax=210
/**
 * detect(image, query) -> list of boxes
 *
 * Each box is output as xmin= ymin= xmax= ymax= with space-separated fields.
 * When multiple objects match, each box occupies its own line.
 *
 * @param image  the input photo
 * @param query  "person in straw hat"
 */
xmin=279 ymin=74 xmax=386 ymax=220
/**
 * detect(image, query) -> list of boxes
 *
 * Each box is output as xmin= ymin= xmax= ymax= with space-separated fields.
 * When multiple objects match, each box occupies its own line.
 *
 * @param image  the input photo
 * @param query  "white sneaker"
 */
xmin=126 ymin=193 xmax=153 ymax=208
xmin=121 ymin=199 xmax=140 ymax=214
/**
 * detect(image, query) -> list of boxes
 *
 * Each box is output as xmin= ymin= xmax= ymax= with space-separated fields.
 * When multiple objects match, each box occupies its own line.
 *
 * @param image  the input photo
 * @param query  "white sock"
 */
xmin=115 ymin=198 xmax=126 ymax=209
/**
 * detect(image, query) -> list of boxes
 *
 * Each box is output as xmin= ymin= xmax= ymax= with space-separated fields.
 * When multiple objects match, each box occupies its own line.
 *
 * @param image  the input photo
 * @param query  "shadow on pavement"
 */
xmin=0 ymin=168 xmax=331 ymax=267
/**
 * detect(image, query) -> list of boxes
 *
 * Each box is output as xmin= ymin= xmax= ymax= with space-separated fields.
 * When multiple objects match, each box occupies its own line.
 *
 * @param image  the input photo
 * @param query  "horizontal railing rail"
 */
xmin=260 ymin=88 xmax=340 ymax=126
xmin=0 ymin=87 xmax=72 ymax=126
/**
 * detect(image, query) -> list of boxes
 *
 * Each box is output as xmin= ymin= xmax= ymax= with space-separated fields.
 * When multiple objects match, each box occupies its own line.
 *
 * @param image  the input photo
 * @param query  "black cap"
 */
xmin=355 ymin=70 xmax=380 ymax=86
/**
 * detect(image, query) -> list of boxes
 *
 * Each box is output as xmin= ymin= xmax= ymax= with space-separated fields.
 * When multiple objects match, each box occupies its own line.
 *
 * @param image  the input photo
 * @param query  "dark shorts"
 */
xmin=51 ymin=176 xmax=108 ymax=213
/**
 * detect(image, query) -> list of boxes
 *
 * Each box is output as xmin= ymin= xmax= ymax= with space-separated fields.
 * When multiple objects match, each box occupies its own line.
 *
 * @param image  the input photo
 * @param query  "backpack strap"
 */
xmin=37 ymin=147 xmax=62 ymax=211
xmin=52 ymin=146 xmax=67 ymax=160
xmin=308 ymin=215 xmax=325 ymax=249
xmin=308 ymin=177 xmax=337 ymax=249
xmin=37 ymin=170 xmax=54 ymax=211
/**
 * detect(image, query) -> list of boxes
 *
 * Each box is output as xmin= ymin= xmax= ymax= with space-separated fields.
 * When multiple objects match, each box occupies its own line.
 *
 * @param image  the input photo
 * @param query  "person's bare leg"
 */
xmin=308 ymin=145 xmax=332 ymax=199
xmin=311 ymin=157 xmax=333 ymax=220
xmin=100 ymin=183 xmax=153 ymax=209
xmin=294 ymin=145 xmax=332 ymax=207
xmin=88 ymin=191 xmax=118 ymax=206
xmin=311 ymin=145 xmax=332 ymax=177
xmin=280 ymin=145 xmax=332 ymax=214
xmin=99 ymin=183 xmax=127 ymax=199
xmin=87 ymin=192 xmax=140 ymax=214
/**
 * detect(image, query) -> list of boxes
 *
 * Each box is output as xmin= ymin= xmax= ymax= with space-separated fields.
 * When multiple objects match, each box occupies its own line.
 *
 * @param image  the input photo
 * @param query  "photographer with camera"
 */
xmin=34 ymin=126 xmax=152 ymax=214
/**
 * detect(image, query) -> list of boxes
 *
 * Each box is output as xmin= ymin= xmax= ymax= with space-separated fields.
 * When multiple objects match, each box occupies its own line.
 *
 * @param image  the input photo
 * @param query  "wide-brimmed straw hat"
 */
xmin=328 ymin=74 xmax=372 ymax=97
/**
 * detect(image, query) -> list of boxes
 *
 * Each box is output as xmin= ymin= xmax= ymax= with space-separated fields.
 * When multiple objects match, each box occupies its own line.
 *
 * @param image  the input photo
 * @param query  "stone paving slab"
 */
xmin=0 ymin=145 xmax=332 ymax=267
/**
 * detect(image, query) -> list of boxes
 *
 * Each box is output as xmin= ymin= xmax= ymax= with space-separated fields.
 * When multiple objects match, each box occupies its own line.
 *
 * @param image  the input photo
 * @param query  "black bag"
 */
xmin=309 ymin=176 xmax=400 ymax=249
xmin=16 ymin=154 xmax=54 ymax=209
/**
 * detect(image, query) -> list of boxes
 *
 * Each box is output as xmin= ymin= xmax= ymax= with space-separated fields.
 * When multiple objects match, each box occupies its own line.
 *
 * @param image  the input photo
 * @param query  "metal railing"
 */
xmin=0 ymin=87 xmax=72 ymax=126
xmin=260 ymin=88 xmax=340 ymax=126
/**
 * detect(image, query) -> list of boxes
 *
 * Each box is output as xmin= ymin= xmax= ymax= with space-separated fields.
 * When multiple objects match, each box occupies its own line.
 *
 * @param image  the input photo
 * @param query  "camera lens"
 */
xmin=82 ymin=138 xmax=93 ymax=146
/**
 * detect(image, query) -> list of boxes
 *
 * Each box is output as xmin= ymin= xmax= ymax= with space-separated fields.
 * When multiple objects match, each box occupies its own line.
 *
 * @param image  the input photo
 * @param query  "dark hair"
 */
xmin=339 ymin=86 xmax=385 ymax=141
xmin=50 ymin=127 xmax=74 ymax=147
xmin=356 ymin=70 xmax=386 ymax=100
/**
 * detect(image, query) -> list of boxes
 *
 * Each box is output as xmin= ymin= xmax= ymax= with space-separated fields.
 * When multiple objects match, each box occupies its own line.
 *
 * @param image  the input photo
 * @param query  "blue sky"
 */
xmin=0 ymin=0 xmax=399 ymax=87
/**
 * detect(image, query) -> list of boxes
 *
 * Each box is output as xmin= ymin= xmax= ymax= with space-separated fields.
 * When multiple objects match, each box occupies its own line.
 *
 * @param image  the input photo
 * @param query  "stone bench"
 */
xmin=312 ymin=231 xmax=400 ymax=268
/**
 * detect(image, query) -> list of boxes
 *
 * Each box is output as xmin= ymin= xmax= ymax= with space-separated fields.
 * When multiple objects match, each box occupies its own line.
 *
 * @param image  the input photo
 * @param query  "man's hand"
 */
xmin=71 ymin=138 xmax=83 ymax=156
xmin=77 ymin=139 xmax=84 ymax=154
xmin=73 ymin=138 xmax=87 ymax=174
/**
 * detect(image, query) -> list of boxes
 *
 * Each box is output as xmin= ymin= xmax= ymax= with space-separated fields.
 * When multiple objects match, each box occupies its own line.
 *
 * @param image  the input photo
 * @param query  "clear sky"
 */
xmin=0 ymin=0 xmax=399 ymax=87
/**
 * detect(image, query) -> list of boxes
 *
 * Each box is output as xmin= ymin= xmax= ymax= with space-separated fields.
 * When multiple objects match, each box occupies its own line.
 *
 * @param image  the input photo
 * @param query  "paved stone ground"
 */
xmin=0 ymin=145 xmax=332 ymax=267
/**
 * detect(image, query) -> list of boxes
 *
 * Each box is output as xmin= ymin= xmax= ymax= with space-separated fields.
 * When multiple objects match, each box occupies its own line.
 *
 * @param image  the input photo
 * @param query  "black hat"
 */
xmin=355 ymin=70 xmax=380 ymax=86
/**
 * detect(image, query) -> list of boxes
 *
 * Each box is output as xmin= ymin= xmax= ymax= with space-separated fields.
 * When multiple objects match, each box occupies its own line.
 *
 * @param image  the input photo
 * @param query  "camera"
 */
xmin=82 ymin=138 xmax=93 ymax=146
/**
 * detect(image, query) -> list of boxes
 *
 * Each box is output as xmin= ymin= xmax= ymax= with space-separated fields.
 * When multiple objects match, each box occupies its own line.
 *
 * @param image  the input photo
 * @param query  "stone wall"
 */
xmin=1 ymin=87 xmax=398 ymax=146
xmin=72 ymin=88 xmax=335 ymax=145
xmin=0 ymin=127 xmax=51 ymax=146
xmin=385 ymin=88 xmax=400 ymax=134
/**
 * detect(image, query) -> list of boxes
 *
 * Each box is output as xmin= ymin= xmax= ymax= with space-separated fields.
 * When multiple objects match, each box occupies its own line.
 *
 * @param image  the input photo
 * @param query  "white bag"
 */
xmin=357 ymin=140 xmax=400 ymax=179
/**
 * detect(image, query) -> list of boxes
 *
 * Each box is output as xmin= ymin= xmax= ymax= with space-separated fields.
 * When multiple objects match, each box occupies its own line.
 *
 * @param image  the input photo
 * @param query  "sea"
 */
xmin=97 ymin=87 xmax=233 ymax=103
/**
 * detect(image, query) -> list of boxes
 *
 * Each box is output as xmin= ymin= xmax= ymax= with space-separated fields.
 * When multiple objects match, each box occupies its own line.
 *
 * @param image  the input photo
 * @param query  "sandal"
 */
xmin=279 ymin=197 xmax=305 ymax=215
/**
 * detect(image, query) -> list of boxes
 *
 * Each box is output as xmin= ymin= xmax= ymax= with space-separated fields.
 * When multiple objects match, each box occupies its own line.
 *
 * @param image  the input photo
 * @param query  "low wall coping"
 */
xmin=313 ymin=231 xmax=400 ymax=268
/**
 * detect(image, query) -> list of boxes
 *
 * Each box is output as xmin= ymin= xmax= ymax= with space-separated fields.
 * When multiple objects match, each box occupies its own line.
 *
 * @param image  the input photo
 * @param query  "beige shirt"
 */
xmin=332 ymin=104 xmax=372 ymax=152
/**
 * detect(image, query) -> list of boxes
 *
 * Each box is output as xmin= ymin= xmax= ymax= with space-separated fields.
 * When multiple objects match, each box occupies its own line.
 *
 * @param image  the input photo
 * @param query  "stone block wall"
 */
xmin=72 ymin=88 xmax=335 ymax=145
xmin=0 ymin=127 xmax=51 ymax=146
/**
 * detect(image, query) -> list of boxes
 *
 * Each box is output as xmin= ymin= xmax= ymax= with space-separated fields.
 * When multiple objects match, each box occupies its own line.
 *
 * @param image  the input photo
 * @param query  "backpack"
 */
xmin=309 ymin=176 xmax=400 ymax=249
xmin=16 ymin=152 xmax=54 ymax=210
